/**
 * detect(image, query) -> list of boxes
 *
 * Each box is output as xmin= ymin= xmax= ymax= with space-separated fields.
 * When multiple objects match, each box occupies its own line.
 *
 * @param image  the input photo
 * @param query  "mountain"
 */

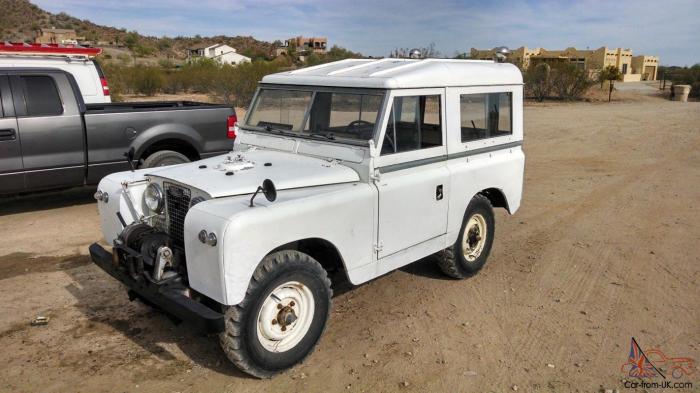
xmin=0 ymin=0 xmax=277 ymax=62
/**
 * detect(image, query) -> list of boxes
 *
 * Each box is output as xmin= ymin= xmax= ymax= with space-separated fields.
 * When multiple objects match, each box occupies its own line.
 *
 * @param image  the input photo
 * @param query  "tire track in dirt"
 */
xmin=506 ymin=133 xmax=700 ymax=374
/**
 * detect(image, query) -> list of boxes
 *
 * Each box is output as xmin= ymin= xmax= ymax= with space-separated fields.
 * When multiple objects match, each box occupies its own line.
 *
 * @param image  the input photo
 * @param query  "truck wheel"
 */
xmin=141 ymin=150 xmax=190 ymax=168
xmin=220 ymin=250 xmax=332 ymax=378
xmin=438 ymin=194 xmax=495 ymax=279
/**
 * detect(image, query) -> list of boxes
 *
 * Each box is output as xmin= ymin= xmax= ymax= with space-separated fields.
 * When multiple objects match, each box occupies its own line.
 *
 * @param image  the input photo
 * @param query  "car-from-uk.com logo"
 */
xmin=620 ymin=337 xmax=695 ymax=390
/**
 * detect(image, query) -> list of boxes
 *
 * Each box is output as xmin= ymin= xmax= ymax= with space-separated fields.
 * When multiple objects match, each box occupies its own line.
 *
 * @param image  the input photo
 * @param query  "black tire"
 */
xmin=141 ymin=150 xmax=190 ymax=168
xmin=219 ymin=250 xmax=332 ymax=378
xmin=437 ymin=194 xmax=495 ymax=279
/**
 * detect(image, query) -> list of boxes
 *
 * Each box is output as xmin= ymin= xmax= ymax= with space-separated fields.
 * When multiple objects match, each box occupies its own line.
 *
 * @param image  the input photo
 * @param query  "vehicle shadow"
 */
xmin=400 ymin=254 xmax=454 ymax=281
xmin=62 ymin=262 xmax=255 ymax=380
xmin=0 ymin=186 xmax=96 ymax=216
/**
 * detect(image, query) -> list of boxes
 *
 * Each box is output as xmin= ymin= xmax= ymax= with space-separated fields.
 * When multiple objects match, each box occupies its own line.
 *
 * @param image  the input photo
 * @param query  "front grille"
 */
xmin=163 ymin=182 xmax=191 ymax=246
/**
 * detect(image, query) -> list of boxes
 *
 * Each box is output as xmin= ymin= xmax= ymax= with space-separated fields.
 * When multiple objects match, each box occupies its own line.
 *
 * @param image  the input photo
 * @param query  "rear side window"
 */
xmin=21 ymin=75 xmax=63 ymax=116
xmin=460 ymin=92 xmax=512 ymax=142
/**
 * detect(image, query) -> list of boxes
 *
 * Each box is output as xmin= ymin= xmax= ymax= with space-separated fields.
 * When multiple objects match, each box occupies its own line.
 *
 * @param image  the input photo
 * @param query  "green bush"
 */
xmin=524 ymin=62 xmax=593 ymax=101
xmin=550 ymin=63 xmax=594 ymax=100
xmin=524 ymin=63 xmax=552 ymax=102
xmin=101 ymin=56 xmax=315 ymax=106
xmin=133 ymin=66 xmax=164 ymax=96
xmin=661 ymin=64 xmax=700 ymax=98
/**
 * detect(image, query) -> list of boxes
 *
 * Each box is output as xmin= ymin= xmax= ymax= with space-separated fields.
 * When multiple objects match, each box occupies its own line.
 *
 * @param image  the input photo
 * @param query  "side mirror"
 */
xmin=262 ymin=179 xmax=277 ymax=202
xmin=249 ymin=179 xmax=277 ymax=207
xmin=124 ymin=147 xmax=136 ymax=171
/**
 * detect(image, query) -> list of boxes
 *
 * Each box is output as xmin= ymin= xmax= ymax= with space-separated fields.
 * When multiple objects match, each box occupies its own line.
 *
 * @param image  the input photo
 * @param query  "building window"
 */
xmin=459 ymin=92 xmax=512 ymax=142
xmin=381 ymin=95 xmax=442 ymax=155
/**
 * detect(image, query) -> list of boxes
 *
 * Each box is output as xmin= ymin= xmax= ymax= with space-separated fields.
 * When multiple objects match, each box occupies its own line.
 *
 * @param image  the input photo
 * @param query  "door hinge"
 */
xmin=370 ymin=169 xmax=381 ymax=182
xmin=373 ymin=242 xmax=384 ymax=253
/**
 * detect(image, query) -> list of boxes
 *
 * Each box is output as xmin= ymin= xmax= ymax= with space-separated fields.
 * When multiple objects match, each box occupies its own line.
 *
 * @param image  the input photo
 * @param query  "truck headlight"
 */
xmin=144 ymin=183 xmax=164 ymax=213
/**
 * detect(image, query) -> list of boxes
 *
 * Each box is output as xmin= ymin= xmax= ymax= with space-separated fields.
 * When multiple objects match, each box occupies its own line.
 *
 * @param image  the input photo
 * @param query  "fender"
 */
xmin=183 ymin=182 xmax=376 ymax=305
xmin=131 ymin=123 xmax=204 ymax=160
xmin=445 ymin=146 xmax=525 ymax=245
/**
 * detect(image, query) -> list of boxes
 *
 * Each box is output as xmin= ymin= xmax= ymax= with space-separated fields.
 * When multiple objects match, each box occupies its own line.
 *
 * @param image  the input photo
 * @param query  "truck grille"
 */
xmin=163 ymin=182 xmax=191 ymax=247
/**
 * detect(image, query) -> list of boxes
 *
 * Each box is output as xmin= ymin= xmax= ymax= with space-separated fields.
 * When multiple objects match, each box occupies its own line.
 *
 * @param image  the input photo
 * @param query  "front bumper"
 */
xmin=89 ymin=243 xmax=224 ymax=333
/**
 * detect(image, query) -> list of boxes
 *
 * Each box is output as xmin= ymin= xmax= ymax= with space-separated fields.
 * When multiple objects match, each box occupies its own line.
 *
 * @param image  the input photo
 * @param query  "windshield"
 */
xmin=247 ymin=89 xmax=312 ymax=131
xmin=244 ymin=87 xmax=385 ymax=144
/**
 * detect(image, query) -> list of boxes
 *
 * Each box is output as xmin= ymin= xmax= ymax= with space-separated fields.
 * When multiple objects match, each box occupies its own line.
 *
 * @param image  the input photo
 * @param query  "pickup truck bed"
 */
xmin=86 ymin=101 xmax=229 ymax=112
xmin=0 ymin=68 xmax=236 ymax=194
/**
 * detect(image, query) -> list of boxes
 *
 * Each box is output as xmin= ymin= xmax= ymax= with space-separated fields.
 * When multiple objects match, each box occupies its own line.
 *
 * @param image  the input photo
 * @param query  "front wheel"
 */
xmin=220 ymin=250 xmax=332 ymax=378
xmin=437 ymin=194 xmax=495 ymax=279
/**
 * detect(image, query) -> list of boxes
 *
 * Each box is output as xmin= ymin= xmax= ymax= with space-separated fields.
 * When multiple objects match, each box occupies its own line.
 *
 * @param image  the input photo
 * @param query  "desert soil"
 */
xmin=0 ymin=90 xmax=698 ymax=393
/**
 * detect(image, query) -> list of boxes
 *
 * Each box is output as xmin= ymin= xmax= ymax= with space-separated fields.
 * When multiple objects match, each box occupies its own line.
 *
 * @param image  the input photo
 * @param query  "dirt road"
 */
xmin=1 ymin=95 xmax=698 ymax=392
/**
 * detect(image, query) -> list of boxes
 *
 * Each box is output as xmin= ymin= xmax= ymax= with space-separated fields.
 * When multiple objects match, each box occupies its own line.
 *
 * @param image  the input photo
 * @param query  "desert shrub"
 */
xmin=524 ymin=62 xmax=593 ymax=101
xmin=132 ymin=66 xmax=164 ymax=96
xmin=158 ymin=58 xmax=176 ymax=69
xmin=178 ymin=58 xmax=219 ymax=92
xmin=662 ymin=64 xmax=700 ymax=98
xmin=208 ymin=59 xmax=286 ymax=107
xmin=524 ymin=63 xmax=552 ymax=102
xmin=598 ymin=65 xmax=622 ymax=88
xmin=132 ymin=44 xmax=155 ymax=57
xmin=117 ymin=53 xmax=132 ymax=64
xmin=550 ymin=64 xmax=594 ymax=100
xmin=101 ymin=63 xmax=132 ymax=97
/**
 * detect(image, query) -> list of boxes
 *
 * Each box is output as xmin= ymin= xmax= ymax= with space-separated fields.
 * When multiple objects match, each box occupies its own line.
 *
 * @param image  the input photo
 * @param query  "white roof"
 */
xmin=262 ymin=58 xmax=523 ymax=89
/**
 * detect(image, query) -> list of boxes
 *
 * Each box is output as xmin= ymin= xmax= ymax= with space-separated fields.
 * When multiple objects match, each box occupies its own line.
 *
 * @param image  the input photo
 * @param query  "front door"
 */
xmin=10 ymin=72 xmax=85 ymax=190
xmin=0 ymin=75 xmax=24 ymax=193
xmin=374 ymin=90 xmax=449 ymax=258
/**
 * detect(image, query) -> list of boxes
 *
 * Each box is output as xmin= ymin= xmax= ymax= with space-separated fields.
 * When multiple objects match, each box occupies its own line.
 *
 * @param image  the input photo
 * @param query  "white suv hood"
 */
xmin=145 ymin=149 xmax=360 ymax=198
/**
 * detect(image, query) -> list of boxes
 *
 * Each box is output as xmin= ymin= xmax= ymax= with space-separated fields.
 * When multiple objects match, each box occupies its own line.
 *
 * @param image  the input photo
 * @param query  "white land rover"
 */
xmin=90 ymin=57 xmax=525 ymax=378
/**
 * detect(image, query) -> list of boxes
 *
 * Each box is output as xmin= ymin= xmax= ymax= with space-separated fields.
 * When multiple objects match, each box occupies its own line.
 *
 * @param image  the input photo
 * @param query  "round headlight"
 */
xmin=144 ymin=183 xmax=164 ymax=213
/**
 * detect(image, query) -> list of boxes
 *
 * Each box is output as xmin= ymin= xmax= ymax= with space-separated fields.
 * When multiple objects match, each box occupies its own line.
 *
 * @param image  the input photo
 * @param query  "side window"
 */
xmin=460 ymin=92 xmax=512 ymax=142
xmin=381 ymin=95 xmax=442 ymax=155
xmin=20 ymin=75 xmax=64 ymax=117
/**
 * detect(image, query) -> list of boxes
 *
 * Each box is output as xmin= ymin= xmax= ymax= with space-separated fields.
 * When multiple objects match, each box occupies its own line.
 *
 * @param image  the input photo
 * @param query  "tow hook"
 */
xmin=153 ymin=246 xmax=173 ymax=281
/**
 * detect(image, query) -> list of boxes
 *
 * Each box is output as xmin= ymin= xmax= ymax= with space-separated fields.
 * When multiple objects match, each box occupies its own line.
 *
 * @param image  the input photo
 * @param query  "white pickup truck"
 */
xmin=89 ymin=57 xmax=525 ymax=378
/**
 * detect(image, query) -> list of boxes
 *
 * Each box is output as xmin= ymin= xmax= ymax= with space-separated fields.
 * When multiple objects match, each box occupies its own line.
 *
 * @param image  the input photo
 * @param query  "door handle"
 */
xmin=0 ymin=128 xmax=16 ymax=141
xmin=436 ymin=184 xmax=443 ymax=200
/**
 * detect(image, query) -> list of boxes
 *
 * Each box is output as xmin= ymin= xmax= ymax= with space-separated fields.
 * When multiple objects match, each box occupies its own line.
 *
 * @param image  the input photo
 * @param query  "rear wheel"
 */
xmin=220 ymin=250 xmax=332 ymax=378
xmin=437 ymin=194 xmax=495 ymax=278
xmin=142 ymin=150 xmax=190 ymax=168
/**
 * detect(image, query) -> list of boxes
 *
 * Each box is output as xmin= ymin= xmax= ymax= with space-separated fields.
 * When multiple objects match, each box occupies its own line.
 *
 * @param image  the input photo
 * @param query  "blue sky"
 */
xmin=34 ymin=0 xmax=699 ymax=65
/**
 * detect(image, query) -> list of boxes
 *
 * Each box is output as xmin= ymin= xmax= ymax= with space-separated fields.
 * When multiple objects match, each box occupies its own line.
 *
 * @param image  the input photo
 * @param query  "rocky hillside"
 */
xmin=0 ymin=0 xmax=277 ymax=62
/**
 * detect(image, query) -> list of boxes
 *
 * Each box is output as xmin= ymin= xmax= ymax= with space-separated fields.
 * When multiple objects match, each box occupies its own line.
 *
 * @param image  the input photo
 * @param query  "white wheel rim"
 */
xmin=256 ymin=281 xmax=315 ymax=353
xmin=461 ymin=213 xmax=487 ymax=262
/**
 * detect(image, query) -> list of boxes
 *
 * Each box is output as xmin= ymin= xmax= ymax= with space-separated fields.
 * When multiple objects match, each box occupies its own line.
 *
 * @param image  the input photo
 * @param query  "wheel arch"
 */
xmin=478 ymin=187 xmax=511 ymax=213
xmin=268 ymin=237 xmax=349 ymax=281
xmin=138 ymin=137 xmax=200 ymax=162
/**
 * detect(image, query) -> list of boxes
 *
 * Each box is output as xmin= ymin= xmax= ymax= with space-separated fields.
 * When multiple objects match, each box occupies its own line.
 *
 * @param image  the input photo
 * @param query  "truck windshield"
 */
xmin=244 ymin=88 xmax=384 ymax=144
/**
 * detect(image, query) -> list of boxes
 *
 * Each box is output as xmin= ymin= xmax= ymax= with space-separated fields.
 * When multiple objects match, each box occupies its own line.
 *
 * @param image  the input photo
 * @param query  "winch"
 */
xmin=116 ymin=223 xmax=181 ymax=283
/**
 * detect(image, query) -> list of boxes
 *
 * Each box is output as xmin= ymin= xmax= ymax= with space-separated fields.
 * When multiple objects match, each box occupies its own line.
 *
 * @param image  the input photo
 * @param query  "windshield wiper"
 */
xmin=264 ymin=125 xmax=298 ymax=137
xmin=308 ymin=132 xmax=336 ymax=140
